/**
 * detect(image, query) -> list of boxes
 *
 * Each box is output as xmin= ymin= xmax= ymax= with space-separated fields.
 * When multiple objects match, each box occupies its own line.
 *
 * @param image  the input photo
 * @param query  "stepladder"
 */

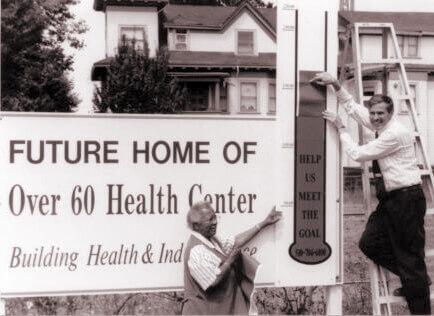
xmin=341 ymin=22 xmax=434 ymax=315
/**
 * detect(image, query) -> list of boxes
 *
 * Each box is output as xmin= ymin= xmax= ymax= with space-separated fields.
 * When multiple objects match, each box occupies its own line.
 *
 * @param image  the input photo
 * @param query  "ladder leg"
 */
xmin=369 ymin=262 xmax=382 ymax=315
xmin=379 ymin=267 xmax=393 ymax=315
xmin=326 ymin=285 xmax=343 ymax=315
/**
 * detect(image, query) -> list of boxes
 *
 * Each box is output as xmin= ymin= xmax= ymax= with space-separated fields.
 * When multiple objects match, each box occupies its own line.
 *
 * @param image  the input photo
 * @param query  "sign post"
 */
xmin=276 ymin=0 xmax=343 ymax=311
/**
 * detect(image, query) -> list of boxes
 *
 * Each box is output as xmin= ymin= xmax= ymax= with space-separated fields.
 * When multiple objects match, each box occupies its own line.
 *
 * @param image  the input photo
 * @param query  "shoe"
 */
xmin=393 ymin=287 xmax=404 ymax=297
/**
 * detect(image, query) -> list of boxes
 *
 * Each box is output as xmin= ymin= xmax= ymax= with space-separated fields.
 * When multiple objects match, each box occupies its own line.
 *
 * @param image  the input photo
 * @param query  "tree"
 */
xmin=93 ymin=39 xmax=188 ymax=114
xmin=1 ymin=0 xmax=87 ymax=112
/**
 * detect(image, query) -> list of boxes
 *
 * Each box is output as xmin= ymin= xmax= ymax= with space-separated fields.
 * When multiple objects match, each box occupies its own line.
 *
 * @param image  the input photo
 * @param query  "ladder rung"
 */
xmin=420 ymin=169 xmax=431 ymax=176
xmin=426 ymin=248 xmax=434 ymax=257
xmin=395 ymin=94 xmax=413 ymax=100
xmin=426 ymin=207 xmax=434 ymax=216
xmin=356 ymin=22 xmax=394 ymax=28
xmin=378 ymin=289 xmax=434 ymax=305
xmin=360 ymin=59 xmax=400 ymax=65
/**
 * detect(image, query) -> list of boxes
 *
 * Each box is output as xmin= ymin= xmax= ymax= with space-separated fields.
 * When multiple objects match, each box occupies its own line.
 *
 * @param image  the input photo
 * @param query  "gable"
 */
xmin=163 ymin=3 xmax=276 ymax=39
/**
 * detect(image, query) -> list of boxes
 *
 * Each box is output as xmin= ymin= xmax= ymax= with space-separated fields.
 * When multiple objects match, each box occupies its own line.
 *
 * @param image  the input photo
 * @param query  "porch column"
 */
xmin=215 ymin=82 xmax=220 ymax=111
xmin=208 ymin=85 xmax=213 ymax=110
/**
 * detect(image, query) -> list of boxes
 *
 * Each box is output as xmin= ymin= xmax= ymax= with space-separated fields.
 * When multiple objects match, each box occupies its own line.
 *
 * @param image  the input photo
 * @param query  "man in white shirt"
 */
xmin=182 ymin=201 xmax=281 ymax=315
xmin=311 ymin=72 xmax=430 ymax=314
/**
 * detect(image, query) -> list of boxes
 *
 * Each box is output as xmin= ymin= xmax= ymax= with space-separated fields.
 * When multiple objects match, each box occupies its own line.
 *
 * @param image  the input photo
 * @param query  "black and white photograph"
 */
xmin=1 ymin=0 xmax=434 ymax=314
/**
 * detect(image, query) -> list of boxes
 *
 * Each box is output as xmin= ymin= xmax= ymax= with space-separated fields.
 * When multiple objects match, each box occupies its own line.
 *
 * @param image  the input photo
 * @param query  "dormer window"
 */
xmin=119 ymin=26 xmax=146 ymax=51
xmin=174 ymin=30 xmax=189 ymax=51
xmin=237 ymin=30 xmax=255 ymax=55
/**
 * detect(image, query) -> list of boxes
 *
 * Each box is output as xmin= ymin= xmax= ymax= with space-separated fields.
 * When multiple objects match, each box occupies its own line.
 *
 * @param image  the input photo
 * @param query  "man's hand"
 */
xmin=262 ymin=206 xmax=282 ymax=228
xmin=310 ymin=72 xmax=341 ymax=91
xmin=225 ymin=247 xmax=241 ymax=265
xmin=322 ymin=110 xmax=345 ymax=130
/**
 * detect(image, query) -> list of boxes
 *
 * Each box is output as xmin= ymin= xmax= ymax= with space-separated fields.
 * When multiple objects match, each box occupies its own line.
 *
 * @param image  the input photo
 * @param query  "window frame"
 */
xmin=118 ymin=25 xmax=147 ymax=52
xmin=239 ymin=80 xmax=259 ymax=114
xmin=236 ymin=29 xmax=256 ymax=55
xmin=267 ymin=80 xmax=276 ymax=114
xmin=173 ymin=29 xmax=189 ymax=51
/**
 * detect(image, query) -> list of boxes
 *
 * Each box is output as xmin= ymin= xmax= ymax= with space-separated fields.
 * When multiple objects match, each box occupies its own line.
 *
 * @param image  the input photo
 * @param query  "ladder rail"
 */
xmin=387 ymin=26 xmax=434 ymax=200
xmin=352 ymin=23 xmax=386 ymax=315
xmin=351 ymin=24 xmax=373 ymax=221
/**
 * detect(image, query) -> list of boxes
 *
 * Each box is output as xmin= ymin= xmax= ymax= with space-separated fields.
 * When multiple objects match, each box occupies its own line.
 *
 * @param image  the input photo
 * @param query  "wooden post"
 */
xmin=0 ymin=298 xmax=6 ymax=316
xmin=326 ymin=284 xmax=343 ymax=315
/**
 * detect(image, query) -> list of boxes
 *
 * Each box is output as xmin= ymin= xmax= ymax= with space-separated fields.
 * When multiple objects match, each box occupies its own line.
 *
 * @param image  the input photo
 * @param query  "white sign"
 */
xmin=0 ymin=0 xmax=343 ymax=298
xmin=0 ymin=113 xmax=280 ymax=296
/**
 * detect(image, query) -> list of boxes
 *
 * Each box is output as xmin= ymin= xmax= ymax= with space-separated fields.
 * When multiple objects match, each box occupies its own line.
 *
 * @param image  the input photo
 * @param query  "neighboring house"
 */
xmin=91 ymin=0 xmax=276 ymax=116
xmin=338 ymin=11 xmax=434 ymax=168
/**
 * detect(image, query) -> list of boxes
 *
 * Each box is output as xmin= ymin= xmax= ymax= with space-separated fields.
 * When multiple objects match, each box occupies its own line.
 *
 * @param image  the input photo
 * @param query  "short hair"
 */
xmin=367 ymin=94 xmax=394 ymax=113
xmin=187 ymin=201 xmax=214 ymax=230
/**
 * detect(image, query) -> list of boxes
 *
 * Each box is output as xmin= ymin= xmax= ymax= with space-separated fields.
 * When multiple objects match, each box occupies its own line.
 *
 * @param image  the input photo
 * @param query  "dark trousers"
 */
xmin=358 ymin=185 xmax=431 ymax=314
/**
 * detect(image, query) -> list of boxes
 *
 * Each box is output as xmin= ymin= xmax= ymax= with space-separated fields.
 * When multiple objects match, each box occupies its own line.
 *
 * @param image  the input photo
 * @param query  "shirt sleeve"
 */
xmin=188 ymin=245 xmax=222 ymax=291
xmin=215 ymin=234 xmax=235 ymax=255
xmin=336 ymin=88 xmax=374 ymax=131
xmin=340 ymin=129 xmax=400 ymax=162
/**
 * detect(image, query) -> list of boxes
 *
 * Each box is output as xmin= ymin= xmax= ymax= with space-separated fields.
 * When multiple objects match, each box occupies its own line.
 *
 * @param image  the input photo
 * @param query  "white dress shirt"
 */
xmin=336 ymin=88 xmax=421 ymax=192
xmin=187 ymin=231 xmax=234 ymax=291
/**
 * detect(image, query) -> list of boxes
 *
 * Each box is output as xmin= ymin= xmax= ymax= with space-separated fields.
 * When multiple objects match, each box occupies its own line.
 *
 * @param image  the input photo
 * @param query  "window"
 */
xmin=174 ymin=30 xmax=188 ymax=51
xmin=397 ymin=35 xmax=419 ymax=58
xmin=119 ymin=26 xmax=146 ymax=51
xmin=240 ymin=82 xmax=258 ymax=113
xmin=268 ymin=83 xmax=276 ymax=113
xmin=187 ymin=83 xmax=209 ymax=111
xmin=237 ymin=31 xmax=254 ymax=55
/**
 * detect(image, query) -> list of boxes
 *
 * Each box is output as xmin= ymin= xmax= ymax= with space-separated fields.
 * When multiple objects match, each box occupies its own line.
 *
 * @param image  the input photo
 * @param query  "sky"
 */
xmin=67 ymin=0 xmax=434 ymax=113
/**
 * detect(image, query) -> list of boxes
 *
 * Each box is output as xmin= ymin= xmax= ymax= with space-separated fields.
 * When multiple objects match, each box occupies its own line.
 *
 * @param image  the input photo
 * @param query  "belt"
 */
xmin=389 ymin=184 xmax=422 ymax=195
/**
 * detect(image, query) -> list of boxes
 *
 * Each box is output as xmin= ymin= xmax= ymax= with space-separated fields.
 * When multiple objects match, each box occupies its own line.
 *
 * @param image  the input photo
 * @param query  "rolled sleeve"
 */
xmin=216 ymin=235 xmax=235 ymax=255
xmin=340 ymin=130 xmax=400 ymax=162
xmin=188 ymin=245 xmax=222 ymax=291
xmin=336 ymin=88 xmax=373 ymax=130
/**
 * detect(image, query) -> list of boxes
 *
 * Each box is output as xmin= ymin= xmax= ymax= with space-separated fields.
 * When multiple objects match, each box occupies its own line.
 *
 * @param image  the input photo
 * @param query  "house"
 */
xmin=338 ymin=11 xmax=434 ymax=167
xmin=91 ymin=0 xmax=277 ymax=116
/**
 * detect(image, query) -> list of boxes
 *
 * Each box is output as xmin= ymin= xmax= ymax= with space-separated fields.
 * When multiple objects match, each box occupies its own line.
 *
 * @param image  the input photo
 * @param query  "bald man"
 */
xmin=182 ymin=201 xmax=281 ymax=315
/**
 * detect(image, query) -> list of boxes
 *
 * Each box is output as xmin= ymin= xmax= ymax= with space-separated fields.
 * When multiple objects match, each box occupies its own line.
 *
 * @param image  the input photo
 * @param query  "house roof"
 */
xmin=339 ymin=11 xmax=434 ymax=34
xmin=94 ymin=0 xmax=167 ymax=12
xmin=169 ymin=51 xmax=275 ymax=68
xmin=162 ymin=3 xmax=276 ymax=37
xmin=91 ymin=51 xmax=275 ymax=80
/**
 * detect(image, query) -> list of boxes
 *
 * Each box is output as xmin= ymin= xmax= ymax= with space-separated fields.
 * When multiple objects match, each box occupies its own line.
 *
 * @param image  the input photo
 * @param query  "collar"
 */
xmin=191 ymin=231 xmax=224 ymax=254
xmin=375 ymin=117 xmax=395 ymax=135
xmin=191 ymin=231 xmax=216 ymax=249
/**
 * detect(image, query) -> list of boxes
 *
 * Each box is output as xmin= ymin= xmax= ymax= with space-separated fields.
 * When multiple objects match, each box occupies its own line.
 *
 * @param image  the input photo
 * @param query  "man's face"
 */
xmin=196 ymin=208 xmax=217 ymax=239
xmin=369 ymin=102 xmax=393 ymax=130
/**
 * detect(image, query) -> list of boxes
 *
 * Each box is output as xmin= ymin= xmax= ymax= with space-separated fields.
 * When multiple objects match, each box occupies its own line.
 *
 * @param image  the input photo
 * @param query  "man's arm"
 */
xmin=311 ymin=72 xmax=374 ymax=130
xmin=323 ymin=110 xmax=400 ymax=162
xmin=234 ymin=206 xmax=282 ymax=249
xmin=188 ymin=244 xmax=239 ymax=292
xmin=339 ymin=130 xmax=400 ymax=162
xmin=208 ymin=207 xmax=281 ymax=290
